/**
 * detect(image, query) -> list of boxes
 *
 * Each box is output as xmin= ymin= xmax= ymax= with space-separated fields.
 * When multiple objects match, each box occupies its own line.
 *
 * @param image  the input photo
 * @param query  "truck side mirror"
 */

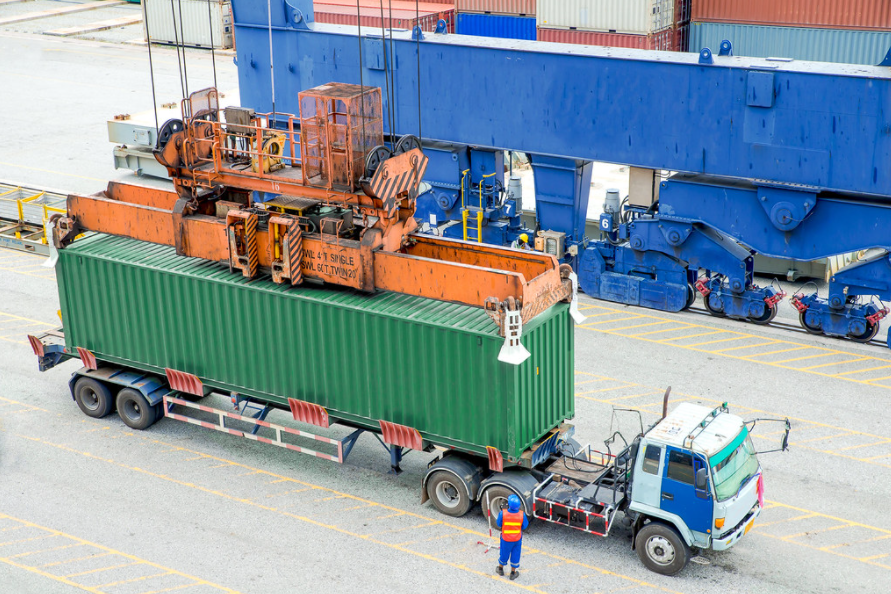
xmin=695 ymin=468 xmax=708 ymax=490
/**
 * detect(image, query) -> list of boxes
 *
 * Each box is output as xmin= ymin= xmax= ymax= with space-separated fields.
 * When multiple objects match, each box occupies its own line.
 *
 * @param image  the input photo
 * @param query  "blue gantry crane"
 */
xmin=226 ymin=1 xmax=891 ymax=346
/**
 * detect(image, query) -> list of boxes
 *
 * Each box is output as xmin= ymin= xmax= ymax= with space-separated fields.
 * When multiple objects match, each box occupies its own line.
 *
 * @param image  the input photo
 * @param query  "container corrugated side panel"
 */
xmin=689 ymin=21 xmax=891 ymax=65
xmin=58 ymin=235 xmax=572 ymax=460
xmin=537 ymin=0 xmax=674 ymax=35
xmin=317 ymin=0 xmax=456 ymax=13
xmin=457 ymin=13 xmax=536 ymax=40
xmin=456 ymin=0 xmax=536 ymax=16
xmin=143 ymin=0 xmax=232 ymax=49
xmin=314 ymin=4 xmax=454 ymax=32
xmin=691 ymin=0 xmax=891 ymax=32
xmin=537 ymin=26 xmax=675 ymax=50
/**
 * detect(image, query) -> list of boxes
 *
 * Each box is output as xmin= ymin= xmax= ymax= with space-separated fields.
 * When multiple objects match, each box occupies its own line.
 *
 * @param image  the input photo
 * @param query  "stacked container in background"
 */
xmin=535 ymin=0 xmax=689 ymax=51
xmin=314 ymin=0 xmax=456 ymax=33
xmin=455 ymin=0 xmax=536 ymax=40
xmin=689 ymin=0 xmax=891 ymax=65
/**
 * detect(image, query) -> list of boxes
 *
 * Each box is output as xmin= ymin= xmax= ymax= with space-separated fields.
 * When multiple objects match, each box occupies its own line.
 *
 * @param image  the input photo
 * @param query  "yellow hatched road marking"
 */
xmin=744 ymin=347 xmax=810 ymax=358
xmin=713 ymin=340 xmax=783 ymax=352
xmin=800 ymin=357 xmax=873 ymax=370
xmin=682 ymin=336 xmax=748 ymax=347
xmin=659 ymin=331 xmax=723 ymax=342
xmin=634 ymin=325 xmax=695 ymax=337
xmin=836 ymin=365 xmax=891 ymax=376
xmin=582 ymin=315 xmax=648 ymax=327
xmin=95 ymin=571 xmax=172 ymax=589
xmin=64 ymin=561 xmax=141 ymax=578
xmin=838 ymin=439 xmax=891 ymax=451
xmin=576 ymin=384 xmax=638 ymax=395
xmin=15 ymin=432 xmax=684 ymax=594
xmin=580 ymin=302 xmax=891 ymax=389
xmin=0 ymin=514 xmax=239 ymax=593
xmin=771 ymin=353 xmax=841 ymax=364
xmin=605 ymin=321 xmax=672 ymax=332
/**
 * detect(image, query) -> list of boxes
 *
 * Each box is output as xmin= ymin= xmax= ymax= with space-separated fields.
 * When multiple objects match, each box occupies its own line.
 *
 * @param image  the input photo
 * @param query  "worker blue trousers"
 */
xmin=499 ymin=537 xmax=523 ymax=568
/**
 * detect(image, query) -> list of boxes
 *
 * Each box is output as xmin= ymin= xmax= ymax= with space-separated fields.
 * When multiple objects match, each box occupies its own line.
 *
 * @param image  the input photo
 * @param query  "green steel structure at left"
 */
xmin=50 ymin=233 xmax=575 ymax=463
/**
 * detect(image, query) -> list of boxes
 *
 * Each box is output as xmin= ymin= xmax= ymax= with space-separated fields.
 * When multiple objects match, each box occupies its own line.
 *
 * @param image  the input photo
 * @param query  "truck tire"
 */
xmin=479 ymin=485 xmax=525 ymax=521
xmin=426 ymin=470 xmax=473 ymax=517
xmin=116 ymin=388 xmax=159 ymax=430
xmin=74 ymin=377 xmax=114 ymax=419
xmin=634 ymin=521 xmax=690 ymax=576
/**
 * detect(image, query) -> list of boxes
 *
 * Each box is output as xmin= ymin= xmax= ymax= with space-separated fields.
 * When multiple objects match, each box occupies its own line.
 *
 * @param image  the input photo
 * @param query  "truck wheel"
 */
xmin=479 ymin=485 xmax=524 ymax=520
xmin=426 ymin=471 xmax=472 ymax=517
xmin=635 ymin=521 xmax=690 ymax=576
xmin=116 ymin=388 xmax=158 ymax=430
xmin=74 ymin=377 xmax=114 ymax=418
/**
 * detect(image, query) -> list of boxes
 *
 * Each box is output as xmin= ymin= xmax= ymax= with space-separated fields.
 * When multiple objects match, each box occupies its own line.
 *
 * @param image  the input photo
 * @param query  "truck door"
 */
xmin=660 ymin=447 xmax=712 ymax=534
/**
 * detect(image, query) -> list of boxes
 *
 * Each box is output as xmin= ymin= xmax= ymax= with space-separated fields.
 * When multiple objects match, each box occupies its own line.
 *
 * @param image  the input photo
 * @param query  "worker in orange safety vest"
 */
xmin=495 ymin=494 xmax=529 ymax=580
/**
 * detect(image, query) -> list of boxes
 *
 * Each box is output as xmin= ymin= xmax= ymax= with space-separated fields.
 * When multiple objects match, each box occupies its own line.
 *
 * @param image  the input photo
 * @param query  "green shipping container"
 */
xmin=56 ymin=234 xmax=575 ymax=461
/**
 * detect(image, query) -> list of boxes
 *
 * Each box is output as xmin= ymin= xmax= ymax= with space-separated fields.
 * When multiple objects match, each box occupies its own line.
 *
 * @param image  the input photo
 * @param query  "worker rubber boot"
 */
xmin=509 ymin=569 xmax=519 ymax=581
xmin=496 ymin=565 xmax=504 ymax=576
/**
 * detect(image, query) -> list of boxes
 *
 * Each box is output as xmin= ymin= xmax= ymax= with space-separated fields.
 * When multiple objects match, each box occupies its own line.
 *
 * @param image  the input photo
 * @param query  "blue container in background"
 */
xmin=456 ymin=13 xmax=536 ymax=41
xmin=690 ymin=21 xmax=891 ymax=66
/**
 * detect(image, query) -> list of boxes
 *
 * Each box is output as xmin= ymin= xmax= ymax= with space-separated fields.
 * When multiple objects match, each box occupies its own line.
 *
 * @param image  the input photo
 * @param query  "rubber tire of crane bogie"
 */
xmin=634 ymin=521 xmax=690 ymax=576
xmin=116 ymin=388 xmax=159 ymax=431
xmin=74 ymin=377 xmax=114 ymax=419
xmin=426 ymin=470 xmax=473 ymax=517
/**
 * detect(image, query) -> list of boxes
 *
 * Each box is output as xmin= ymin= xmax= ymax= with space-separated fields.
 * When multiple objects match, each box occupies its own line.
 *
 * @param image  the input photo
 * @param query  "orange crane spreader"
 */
xmin=48 ymin=84 xmax=583 ymax=362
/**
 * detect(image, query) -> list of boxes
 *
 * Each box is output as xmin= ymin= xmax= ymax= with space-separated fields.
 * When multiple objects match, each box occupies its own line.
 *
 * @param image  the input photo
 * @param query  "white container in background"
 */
xmin=537 ymin=0 xmax=674 ymax=35
xmin=143 ymin=0 xmax=233 ymax=50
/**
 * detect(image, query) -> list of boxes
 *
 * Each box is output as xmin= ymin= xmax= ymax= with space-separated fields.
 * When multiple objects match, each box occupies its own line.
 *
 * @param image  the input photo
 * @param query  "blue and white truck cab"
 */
xmin=627 ymin=402 xmax=776 ymax=574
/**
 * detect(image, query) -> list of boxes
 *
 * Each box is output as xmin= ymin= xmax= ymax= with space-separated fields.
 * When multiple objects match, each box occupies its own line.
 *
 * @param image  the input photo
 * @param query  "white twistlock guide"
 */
xmin=43 ymin=220 xmax=58 ymax=268
xmin=499 ymin=308 xmax=531 ymax=365
xmin=568 ymin=271 xmax=586 ymax=324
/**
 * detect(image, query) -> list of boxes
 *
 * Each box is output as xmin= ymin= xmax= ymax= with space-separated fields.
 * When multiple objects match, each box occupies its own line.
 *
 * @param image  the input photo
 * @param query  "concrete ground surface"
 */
xmin=1 ymin=11 xmax=891 ymax=594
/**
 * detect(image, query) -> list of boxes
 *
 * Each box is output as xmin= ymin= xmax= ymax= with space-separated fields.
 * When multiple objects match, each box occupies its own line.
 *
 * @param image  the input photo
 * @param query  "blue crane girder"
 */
xmin=232 ymin=0 xmax=891 ymax=198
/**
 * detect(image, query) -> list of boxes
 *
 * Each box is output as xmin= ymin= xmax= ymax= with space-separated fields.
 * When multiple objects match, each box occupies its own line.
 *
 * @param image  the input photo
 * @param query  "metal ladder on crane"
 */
xmin=461 ymin=170 xmax=496 ymax=243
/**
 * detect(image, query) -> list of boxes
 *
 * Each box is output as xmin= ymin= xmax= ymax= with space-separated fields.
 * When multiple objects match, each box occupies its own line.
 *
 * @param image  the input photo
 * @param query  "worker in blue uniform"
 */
xmin=495 ymin=494 xmax=528 ymax=580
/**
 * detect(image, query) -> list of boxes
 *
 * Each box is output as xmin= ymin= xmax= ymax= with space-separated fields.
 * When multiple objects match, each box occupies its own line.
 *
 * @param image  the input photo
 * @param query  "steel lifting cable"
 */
xmin=176 ymin=0 xmax=190 ymax=96
xmin=387 ymin=0 xmax=396 ymax=146
xmin=267 ymin=0 xmax=276 ymax=125
xmin=378 ymin=0 xmax=395 ymax=150
xmin=356 ymin=0 xmax=367 ymax=157
xmin=206 ymin=0 xmax=218 ymax=91
xmin=415 ymin=0 xmax=422 ymax=140
xmin=168 ymin=0 xmax=186 ymax=99
xmin=144 ymin=0 xmax=160 ymax=134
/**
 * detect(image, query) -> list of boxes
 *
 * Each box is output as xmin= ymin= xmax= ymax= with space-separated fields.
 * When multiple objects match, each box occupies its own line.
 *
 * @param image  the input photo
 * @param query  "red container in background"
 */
xmin=691 ymin=0 xmax=891 ymax=31
xmin=537 ymin=26 xmax=676 ymax=51
xmin=456 ymin=0 xmax=536 ymax=16
xmin=315 ymin=3 xmax=455 ymax=32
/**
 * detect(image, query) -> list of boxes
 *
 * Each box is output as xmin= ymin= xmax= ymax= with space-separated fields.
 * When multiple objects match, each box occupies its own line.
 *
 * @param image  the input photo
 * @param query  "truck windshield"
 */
xmin=710 ymin=429 xmax=759 ymax=501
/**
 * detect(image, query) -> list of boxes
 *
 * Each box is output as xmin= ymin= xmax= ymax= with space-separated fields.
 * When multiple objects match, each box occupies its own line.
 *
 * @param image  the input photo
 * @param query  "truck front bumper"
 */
xmin=712 ymin=503 xmax=762 ymax=551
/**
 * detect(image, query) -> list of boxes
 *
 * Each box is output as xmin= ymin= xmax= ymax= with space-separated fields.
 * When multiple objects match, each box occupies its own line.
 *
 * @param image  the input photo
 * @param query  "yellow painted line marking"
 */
xmin=95 ymin=571 xmax=172 ymax=589
xmin=822 ymin=534 xmax=891 ymax=550
xmin=599 ymin=391 xmax=663 ymax=402
xmin=751 ymin=513 xmax=818 ymax=528
xmin=835 ymin=365 xmax=891 ymax=376
xmin=0 ymin=514 xmax=239 ymax=593
xmin=860 ymin=554 xmax=890 ymax=562
xmin=64 ymin=561 xmax=140 ymax=578
xmin=782 ymin=524 xmax=850 ymax=539
xmin=16 ymin=434 xmax=682 ymax=594
xmin=713 ymin=340 xmax=782 ymax=353
xmin=800 ymin=357 xmax=874 ymax=370
xmin=136 ymin=584 xmax=199 ymax=594
xmin=573 ymin=378 xmax=607 ymax=387
xmin=576 ymin=384 xmax=638 ymax=395
xmin=604 ymin=321 xmax=672 ymax=332
xmin=658 ymin=331 xmax=723 ymax=342
xmin=634 ymin=325 xmax=696 ymax=337
xmin=682 ymin=336 xmax=748 ymax=348
xmin=771 ymin=353 xmax=841 ymax=364
xmin=744 ymin=347 xmax=811 ymax=358
xmin=0 ymin=534 xmax=55 ymax=547
xmin=10 ymin=543 xmax=84 ymax=559
xmin=866 ymin=375 xmax=891 ymax=383
xmin=790 ymin=432 xmax=852 ymax=444
xmin=582 ymin=315 xmax=648 ymax=327
xmin=838 ymin=439 xmax=891 ymax=451
xmin=38 ymin=551 xmax=105 ymax=568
